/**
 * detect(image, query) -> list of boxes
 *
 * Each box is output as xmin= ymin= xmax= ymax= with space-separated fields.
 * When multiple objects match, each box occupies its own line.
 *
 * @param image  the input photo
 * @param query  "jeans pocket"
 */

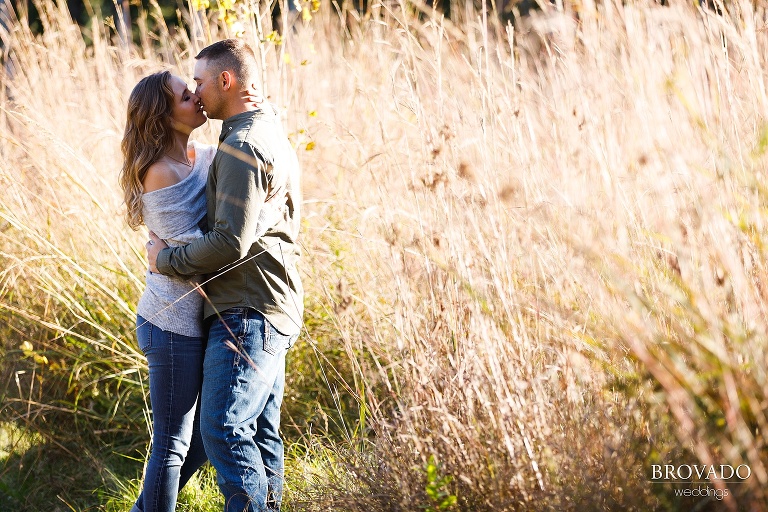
xmin=215 ymin=309 xmax=248 ymax=370
xmin=263 ymin=322 xmax=277 ymax=355
xmin=264 ymin=320 xmax=293 ymax=354
xmin=218 ymin=308 xmax=247 ymax=340
xmin=136 ymin=315 xmax=152 ymax=352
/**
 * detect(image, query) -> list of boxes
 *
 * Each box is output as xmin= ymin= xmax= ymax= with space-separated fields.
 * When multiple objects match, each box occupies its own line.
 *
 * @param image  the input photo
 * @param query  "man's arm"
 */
xmin=148 ymin=142 xmax=269 ymax=277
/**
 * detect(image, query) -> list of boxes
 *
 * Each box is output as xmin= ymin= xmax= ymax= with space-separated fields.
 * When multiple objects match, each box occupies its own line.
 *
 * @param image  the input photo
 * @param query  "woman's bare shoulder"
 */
xmin=143 ymin=161 xmax=182 ymax=193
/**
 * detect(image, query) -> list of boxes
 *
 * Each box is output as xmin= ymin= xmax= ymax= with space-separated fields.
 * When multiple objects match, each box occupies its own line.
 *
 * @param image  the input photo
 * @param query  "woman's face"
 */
xmin=169 ymin=75 xmax=207 ymax=135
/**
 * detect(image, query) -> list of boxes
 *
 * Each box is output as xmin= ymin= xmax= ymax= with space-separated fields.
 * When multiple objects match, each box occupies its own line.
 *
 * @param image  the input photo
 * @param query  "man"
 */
xmin=147 ymin=39 xmax=303 ymax=512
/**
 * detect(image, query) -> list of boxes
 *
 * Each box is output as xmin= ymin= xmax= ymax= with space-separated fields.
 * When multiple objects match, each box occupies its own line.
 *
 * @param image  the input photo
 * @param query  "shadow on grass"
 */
xmin=0 ymin=422 xmax=144 ymax=512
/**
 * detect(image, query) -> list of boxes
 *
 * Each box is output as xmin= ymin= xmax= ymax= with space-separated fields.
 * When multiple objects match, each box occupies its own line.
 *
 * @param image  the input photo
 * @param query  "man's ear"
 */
xmin=220 ymin=70 xmax=233 ymax=91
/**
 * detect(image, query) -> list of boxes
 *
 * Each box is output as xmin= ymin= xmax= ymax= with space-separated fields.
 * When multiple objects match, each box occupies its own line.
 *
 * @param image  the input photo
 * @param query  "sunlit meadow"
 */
xmin=1 ymin=0 xmax=767 ymax=510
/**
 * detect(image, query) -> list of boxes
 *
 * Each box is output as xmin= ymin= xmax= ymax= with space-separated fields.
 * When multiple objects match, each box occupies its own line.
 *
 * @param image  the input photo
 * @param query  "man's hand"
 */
xmin=146 ymin=231 xmax=169 ymax=273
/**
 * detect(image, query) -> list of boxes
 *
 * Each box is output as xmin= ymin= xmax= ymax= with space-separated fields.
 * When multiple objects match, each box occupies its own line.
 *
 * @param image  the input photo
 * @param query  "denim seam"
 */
xmin=139 ymin=316 xmax=153 ymax=352
xmin=233 ymin=310 xmax=245 ymax=369
xmin=152 ymin=328 xmax=174 ymax=512
xmin=225 ymin=316 xmax=252 ymax=506
xmin=263 ymin=319 xmax=275 ymax=356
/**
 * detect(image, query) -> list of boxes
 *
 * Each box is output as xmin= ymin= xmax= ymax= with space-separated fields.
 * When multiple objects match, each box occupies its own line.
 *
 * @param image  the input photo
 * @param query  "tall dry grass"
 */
xmin=1 ymin=0 xmax=768 ymax=510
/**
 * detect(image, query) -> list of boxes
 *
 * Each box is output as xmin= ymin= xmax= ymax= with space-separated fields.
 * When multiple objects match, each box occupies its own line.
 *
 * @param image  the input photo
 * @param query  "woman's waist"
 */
xmin=143 ymin=272 xmax=203 ymax=298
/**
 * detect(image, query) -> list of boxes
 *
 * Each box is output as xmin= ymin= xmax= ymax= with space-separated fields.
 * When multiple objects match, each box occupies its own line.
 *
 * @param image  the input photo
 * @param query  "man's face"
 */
xmin=193 ymin=58 xmax=225 ymax=120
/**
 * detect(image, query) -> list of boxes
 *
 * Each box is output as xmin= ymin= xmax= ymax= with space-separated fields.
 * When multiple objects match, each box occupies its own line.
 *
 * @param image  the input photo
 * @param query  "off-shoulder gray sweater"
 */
xmin=136 ymin=141 xmax=216 ymax=337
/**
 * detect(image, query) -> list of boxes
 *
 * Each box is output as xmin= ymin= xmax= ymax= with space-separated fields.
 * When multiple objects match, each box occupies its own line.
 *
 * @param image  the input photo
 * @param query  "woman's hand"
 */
xmin=242 ymin=86 xmax=265 ymax=109
xmin=146 ymin=231 xmax=169 ymax=273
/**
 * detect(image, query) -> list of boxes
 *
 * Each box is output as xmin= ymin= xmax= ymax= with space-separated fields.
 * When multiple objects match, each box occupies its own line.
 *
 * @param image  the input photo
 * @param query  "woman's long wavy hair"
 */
xmin=119 ymin=71 xmax=175 ymax=230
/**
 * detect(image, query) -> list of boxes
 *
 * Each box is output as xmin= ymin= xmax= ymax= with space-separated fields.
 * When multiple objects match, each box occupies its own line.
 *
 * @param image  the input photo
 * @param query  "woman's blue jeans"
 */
xmin=201 ymin=308 xmax=294 ymax=512
xmin=132 ymin=315 xmax=208 ymax=512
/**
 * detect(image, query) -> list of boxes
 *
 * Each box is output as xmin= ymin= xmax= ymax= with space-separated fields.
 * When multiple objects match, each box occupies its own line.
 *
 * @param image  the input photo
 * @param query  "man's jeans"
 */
xmin=132 ymin=316 xmax=208 ymax=512
xmin=201 ymin=308 xmax=294 ymax=512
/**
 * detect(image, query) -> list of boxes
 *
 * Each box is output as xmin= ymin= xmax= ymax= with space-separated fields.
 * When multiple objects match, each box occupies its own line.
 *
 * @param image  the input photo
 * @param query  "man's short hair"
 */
xmin=196 ymin=39 xmax=258 ymax=87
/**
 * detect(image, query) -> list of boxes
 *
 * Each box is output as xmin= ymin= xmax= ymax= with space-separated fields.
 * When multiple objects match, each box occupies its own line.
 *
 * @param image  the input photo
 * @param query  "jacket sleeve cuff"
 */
xmin=156 ymin=247 xmax=175 ymax=276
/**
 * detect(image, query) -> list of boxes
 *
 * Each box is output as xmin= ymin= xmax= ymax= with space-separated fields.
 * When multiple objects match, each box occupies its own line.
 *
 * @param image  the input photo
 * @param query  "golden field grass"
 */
xmin=1 ymin=0 xmax=768 ymax=510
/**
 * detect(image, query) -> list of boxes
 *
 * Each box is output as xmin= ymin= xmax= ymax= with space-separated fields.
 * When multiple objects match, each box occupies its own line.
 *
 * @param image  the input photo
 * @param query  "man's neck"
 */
xmin=220 ymin=98 xmax=258 ymax=121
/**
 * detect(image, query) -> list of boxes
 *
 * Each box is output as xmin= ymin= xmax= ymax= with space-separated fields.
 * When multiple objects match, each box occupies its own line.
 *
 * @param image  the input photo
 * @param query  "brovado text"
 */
xmin=651 ymin=464 xmax=752 ymax=481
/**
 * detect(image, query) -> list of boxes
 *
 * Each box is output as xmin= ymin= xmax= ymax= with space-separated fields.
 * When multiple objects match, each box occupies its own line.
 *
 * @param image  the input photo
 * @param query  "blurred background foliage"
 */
xmin=2 ymin=0 xmax=768 ymax=510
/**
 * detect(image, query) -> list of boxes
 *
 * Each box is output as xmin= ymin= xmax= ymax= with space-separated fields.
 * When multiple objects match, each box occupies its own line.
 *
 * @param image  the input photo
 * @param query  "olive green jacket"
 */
xmin=156 ymin=107 xmax=303 ymax=335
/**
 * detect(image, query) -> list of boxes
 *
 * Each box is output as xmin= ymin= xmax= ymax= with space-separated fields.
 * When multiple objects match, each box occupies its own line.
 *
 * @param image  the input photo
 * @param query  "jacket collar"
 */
xmin=219 ymin=106 xmax=279 ymax=142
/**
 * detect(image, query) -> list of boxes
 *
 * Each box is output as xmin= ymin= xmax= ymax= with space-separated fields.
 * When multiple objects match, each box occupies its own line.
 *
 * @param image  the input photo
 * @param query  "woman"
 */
xmin=119 ymin=70 xmax=214 ymax=512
